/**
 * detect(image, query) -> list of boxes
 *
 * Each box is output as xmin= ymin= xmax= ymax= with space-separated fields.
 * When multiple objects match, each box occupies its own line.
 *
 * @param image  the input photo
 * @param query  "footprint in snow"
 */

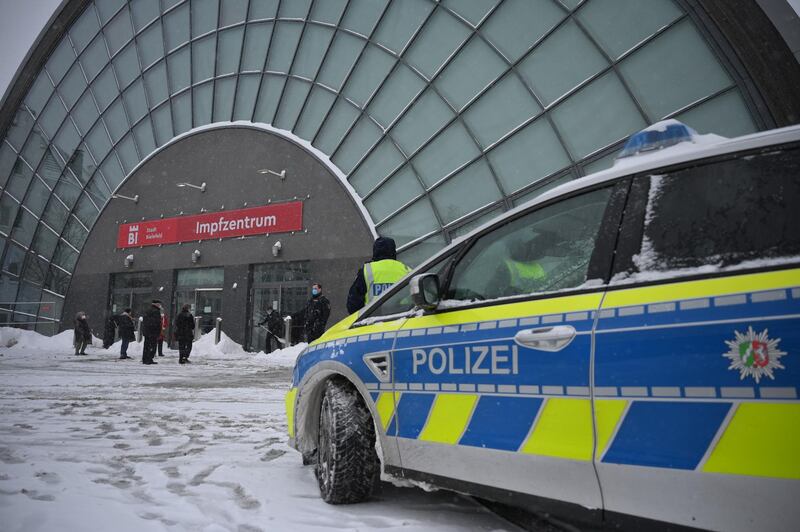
xmin=260 ymin=449 xmax=286 ymax=462
xmin=21 ymin=488 xmax=55 ymax=502
xmin=34 ymin=471 xmax=60 ymax=485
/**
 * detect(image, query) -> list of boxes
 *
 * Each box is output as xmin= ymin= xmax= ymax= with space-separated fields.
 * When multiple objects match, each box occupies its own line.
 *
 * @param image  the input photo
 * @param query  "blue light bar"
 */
xmin=617 ymin=120 xmax=698 ymax=159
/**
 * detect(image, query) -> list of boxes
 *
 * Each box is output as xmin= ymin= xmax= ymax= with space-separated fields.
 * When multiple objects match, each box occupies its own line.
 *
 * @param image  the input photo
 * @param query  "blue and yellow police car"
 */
xmin=286 ymin=121 xmax=800 ymax=531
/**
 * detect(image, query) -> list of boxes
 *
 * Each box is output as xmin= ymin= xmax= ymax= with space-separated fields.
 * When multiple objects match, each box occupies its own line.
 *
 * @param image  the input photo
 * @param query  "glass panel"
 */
xmin=435 ymin=37 xmax=506 ymax=112
xmin=340 ymin=0 xmax=388 ymax=36
xmin=176 ymin=267 xmax=224 ymax=286
xmin=24 ymin=71 xmax=54 ymax=117
xmin=21 ymin=128 xmax=48 ymax=171
xmin=96 ymin=0 xmax=125 ymax=24
xmin=677 ymin=90 xmax=757 ymax=138
xmin=123 ymin=79 xmax=148 ymax=123
xmin=164 ymin=0 xmax=184 ymax=10
xmin=39 ymin=148 xmax=63 ymax=182
xmin=578 ymin=0 xmax=683 ymax=59
xmin=73 ymin=91 xmax=100 ymax=135
xmin=312 ymin=99 xmax=359 ymax=155
xmin=316 ymin=32 xmax=363 ymax=91
xmin=518 ymin=19 xmax=608 ymax=106
xmin=192 ymin=82 xmax=214 ymax=126
xmin=63 ymin=216 xmax=88 ymax=249
xmin=71 ymin=4 xmax=101 ymax=53
xmin=0 ymin=195 xmax=19 ymax=235
xmin=413 ymin=122 xmax=480 ymax=188
xmin=6 ymin=107 xmax=35 ymax=151
xmin=113 ymin=271 xmax=154 ymax=289
xmin=293 ymin=86 xmax=336 ymax=140
xmin=59 ymin=63 xmax=88 ymax=110
xmin=113 ymin=42 xmax=141 ymax=90
xmin=168 ymin=46 xmax=191 ymax=94
xmin=0 ymin=275 xmax=20 ymax=305
xmin=266 ymin=21 xmax=303 ymax=73
xmin=22 ymin=254 xmax=49 ymax=287
xmin=172 ymin=91 xmax=192 ymax=134
xmin=405 ymin=8 xmax=471 ymax=80
xmin=397 ymin=233 xmax=447 ymax=269
xmin=213 ymin=77 xmax=236 ymax=122
xmin=193 ymin=35 xmax=217 ymax=82
xmin=364 ymin=166 xmax=423 ymax=222
xmin=619 ymin=20 xmax=733 ymax=121
xmin=54 ymin=171 xmax=82 ymax=207
xmin=3 ymin=243 xmax=25 ymax=275
xmin=377 ymin=197 xmax=439 ymax=247
xmin=42 ymin=196 xmax=70 ymax=235
xmin=105 ymin=6 xmax=134 ymax=56
xmin=80 ymin=34 xmax=110 ymax=81
xmin=249 ymin=0 xmax=279 ymax=20
xmin=164 ymin=3 xmax=190 ymax=52
xmin=6 ymin=157 xmax=34 ymax=200
xmin=582 ymin=149 xmax=619 ymax=176
xmin=373 ymin=0 xmax=433 ymax=54
xmin=463 ymin=73 xmax=540 ymax=148
xmin=24 ymin=177 xmax=51 ymax=217
xmin=52 ymin=241 xmax=79 ymax=271
xmin=11 ymin=208 xmax=37 ymax=247
xmin=46 ymin=38 xmax=77 ymax=86
xmin=449 ymin=207 xmax=504 ymax=239
xmin=74 ymin=192 xmax=100 ymax=227
xmin=33 ymin=225 xmax=59 ymax=261
xmin=392 ymin=88 xmax=454 ymax=155
xmin=39 ymin=293 xmax=66 ymax=321
xmin=273 ymin=78 xmax=311 ymax=130
xmin=442 ymin=0 xmax=500 ymax=27
xmin=0 ymin=144 xmax=16 ymax=188
xmin=220 ymin=0 xmax=248 ymax=26
xmin=512 ymin=172 xmax=575 ymax=206
xmin=192 ymin=0 xmax=219 ymax=38
xmin=86 ymin=171 xmax=111 ymax=204
xmin=332 ymin=116 xmax=382 ymax=174
xmin=431 ymin=159 xmax=501 ymax=224
xmin=278 ymin=0 xmax=311 ymax=18
xmin=103 ymin=99 xmax=129 ymax=143
xmin=483 ymin=0 xmax=564 ymax=62
xmin=137 ymin=21 xmax=164 ymax=68
xmin=92 ymin=66 xmax=119 ymax=112
xmin=144 ymin=60 xmax=169 ymax=105
xmin=67 ymin=144 xmax=95 ymax=185
xmin=343 ymin=45 xmax=395 ymax=108
xmin=488 ymin=118 xmax=570 ymax=193
xmin=447 ymin=187 xmax=612 ymax=300
xmin=152 ymin=102 xmax=173 ymax=146
xmin=241 ymin=22 xmax=273 ymax=71
xmin=349 ymin=138 xmax=405 ymax=195
xmin=39 ymin=96 xmax=68 ymax=138
xmin=252 ymin=74 xmax=285 ymax=124
xmin=86 ymin=122 xmax=112 ymax=162
xmin=292 ymin=25 xmax=334 ymax=79
xmin=217 ymin=26 xmax=245 ymax=76
xmin=131 ymin=0 xmax=160 ymax=32
xmin=100 ymin=155 xmax=124 ymax=190
xmin=310 ymin=0 xmax=347 ymax=24
xmin=133 ymin=117 xmax=157 ymax=156
xmin=367 ymin=63 xmax=425 ymax=128
xmin=116 ymin=133 xmax=139 ymax=173
xmin=551 ymin=72 xmax=646 ymax=159
xmin=233 ymin=73 xmax=260 ymax=121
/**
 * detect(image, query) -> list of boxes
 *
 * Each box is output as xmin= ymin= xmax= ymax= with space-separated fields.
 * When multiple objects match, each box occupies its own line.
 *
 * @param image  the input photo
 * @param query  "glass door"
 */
xmin=195 ymin=289 xmax=223 ymax=334
xmin=247 ymin=262 xmax=311 ymax=351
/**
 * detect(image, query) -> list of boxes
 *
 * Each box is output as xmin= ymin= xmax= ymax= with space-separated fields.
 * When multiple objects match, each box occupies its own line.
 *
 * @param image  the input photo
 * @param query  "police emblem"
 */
xmin=723 ymin=327 xmax=786 ymax=383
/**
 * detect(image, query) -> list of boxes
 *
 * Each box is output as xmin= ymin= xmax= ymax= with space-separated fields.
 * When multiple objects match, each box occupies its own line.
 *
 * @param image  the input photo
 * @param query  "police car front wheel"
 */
xmin=315 ymin=377 xmax=379 ymax=504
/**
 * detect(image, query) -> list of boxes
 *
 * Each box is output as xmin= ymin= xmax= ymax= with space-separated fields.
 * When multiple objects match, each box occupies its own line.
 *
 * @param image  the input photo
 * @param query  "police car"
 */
xmin=286 ymin=121 xmax=800 ymax=530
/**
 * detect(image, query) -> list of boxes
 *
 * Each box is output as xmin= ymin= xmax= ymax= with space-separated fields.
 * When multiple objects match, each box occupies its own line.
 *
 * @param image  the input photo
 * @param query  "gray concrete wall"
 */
xmin=62 ymin=126 xmax=374 ymax=346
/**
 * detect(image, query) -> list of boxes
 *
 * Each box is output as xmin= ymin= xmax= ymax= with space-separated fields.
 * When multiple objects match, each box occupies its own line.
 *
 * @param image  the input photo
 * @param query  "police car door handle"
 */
xmin=514 ymin=326 xmax=576 ymax=352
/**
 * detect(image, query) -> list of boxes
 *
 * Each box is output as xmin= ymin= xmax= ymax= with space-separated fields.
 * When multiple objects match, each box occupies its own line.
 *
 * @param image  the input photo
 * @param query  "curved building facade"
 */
xmin=0 ymin=0 xmax=798 ymax=346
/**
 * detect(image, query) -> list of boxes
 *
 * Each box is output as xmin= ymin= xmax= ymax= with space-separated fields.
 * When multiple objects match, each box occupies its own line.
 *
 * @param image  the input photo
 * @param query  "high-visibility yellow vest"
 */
xmin=364 ymin=259 xmax=410 ymax=304
xmin=504 ymin=259 xmax=546 ymax=293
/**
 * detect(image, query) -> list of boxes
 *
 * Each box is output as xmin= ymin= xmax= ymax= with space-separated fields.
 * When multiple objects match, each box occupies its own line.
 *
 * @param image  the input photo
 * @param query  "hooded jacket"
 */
xmin=346 ymin=237 xmax=409 ymax=314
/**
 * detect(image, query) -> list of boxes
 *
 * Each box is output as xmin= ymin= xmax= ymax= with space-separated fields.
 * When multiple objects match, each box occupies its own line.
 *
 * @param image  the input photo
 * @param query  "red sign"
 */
xmin=117 ymin=202 xmax=303 ymax=249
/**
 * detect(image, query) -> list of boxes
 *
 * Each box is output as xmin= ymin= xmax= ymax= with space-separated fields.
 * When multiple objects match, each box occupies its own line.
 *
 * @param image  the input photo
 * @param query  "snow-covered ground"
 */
xmin=0 ymin=328 xmax=516 ymax=532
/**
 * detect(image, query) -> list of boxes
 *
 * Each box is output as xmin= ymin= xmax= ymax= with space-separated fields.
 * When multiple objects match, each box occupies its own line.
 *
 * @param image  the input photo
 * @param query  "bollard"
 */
xmin=283 ymin=315 xmax=292 ymax=347
xmin=136 ymin=316 xmax=143 ymax=343
xmin=194 ymin=316 xmax=202 ymax=341
xmin=214 ymin=317 xmax=222 ymax=345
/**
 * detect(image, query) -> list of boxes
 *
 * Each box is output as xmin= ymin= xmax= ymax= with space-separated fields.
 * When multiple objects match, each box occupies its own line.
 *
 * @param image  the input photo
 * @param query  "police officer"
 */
xmin=141 ymin=300 xmax=162 ymax=365
xmin=347 ymin=236 xmax=410 ymax=314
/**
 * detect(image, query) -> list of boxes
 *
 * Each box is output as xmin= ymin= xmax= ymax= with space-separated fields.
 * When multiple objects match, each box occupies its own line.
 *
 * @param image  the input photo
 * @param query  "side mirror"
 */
xmin=410 ymin=273 xmax=440 ymax=311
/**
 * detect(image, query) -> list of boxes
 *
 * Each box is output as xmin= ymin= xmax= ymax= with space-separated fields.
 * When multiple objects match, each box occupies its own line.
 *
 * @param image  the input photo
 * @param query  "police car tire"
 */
xmin=316 ymin=378 xmax=378 ymax=504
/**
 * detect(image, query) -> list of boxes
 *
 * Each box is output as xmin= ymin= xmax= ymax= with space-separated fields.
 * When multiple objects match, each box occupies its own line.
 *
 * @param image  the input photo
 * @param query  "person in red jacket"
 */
xmin=157 ymin=310 xmax=169 ymax=357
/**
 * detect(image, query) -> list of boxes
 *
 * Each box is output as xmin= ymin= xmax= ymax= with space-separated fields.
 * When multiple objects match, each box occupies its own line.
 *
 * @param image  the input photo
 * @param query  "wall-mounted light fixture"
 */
xmin=191 ymin=249 xmax=201 ymax=263
xmin=124 ymin=254 xmax=134 ymax=268
xmin=258 ymin=168 xmax=286 ymax=180
xmin=232 ymin=282 xmax=238 ymax=290
xmin=112 ymin=193 xmax=139 ymax=203
xmin=272 ymin=240 xmax=282 ymax=257
xmin=177 ymin=182 xmax=207 ymax=192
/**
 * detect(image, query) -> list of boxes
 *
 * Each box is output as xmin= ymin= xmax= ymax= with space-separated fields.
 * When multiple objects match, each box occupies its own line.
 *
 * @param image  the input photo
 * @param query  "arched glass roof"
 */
xmin=0 ymin=0 xmax=761 ymax=329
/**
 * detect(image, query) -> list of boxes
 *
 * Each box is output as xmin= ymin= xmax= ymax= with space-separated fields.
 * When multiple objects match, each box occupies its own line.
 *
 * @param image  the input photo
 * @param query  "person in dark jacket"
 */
xmin=258 ymin=307 xmax=284 ymax=353
xmin=73 ymin=311 xmax=92 ymax=356
xmin=346 ymin=237 xmax=410 ymax=314
xmin=174 ymin=304 xmax=195 ymax=364
xmin=141 ymin=300 xmax=163 ymax=365
xmin=297 ymin=283 xmax=331 ymax=343
xmin=102 ymin=314 xmax=117 ymax=349
xmin=116 ymin=308 xmax=135 ymax=360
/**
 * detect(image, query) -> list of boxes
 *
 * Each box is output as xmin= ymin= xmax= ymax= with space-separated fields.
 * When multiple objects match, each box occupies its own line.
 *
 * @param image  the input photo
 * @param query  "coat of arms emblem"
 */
xmin=723 ymin=326 xmax=787 ymax=383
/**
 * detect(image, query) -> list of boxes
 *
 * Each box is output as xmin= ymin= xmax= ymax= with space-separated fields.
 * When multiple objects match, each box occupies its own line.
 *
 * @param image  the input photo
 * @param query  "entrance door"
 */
xmin=247 ymin=262 xmax=311 ymax=351
xmin=174 ymin=288 xmax=223 ymax=335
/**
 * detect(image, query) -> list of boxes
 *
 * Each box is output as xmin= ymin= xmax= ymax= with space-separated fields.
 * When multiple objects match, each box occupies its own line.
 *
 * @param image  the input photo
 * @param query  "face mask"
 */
xmin=311 ymin=288 xmax=320 ymax=296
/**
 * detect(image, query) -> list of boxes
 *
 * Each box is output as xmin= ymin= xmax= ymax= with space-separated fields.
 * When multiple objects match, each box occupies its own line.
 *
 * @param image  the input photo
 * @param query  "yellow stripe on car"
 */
xmin=594 ymin=399 xmax=628 ymax=457
xmin=521 ymin=398 xmax=593 ymax=461
xmin=375 ymin=392 xmax=401 ymax=431
xmin=285 ymin=387 xmax=297 ymax=439
xmin=419 ymin=393 xmax=479 ymax=445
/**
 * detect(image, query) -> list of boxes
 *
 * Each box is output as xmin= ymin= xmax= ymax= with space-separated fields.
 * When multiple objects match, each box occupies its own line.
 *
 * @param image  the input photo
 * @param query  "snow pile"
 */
xmin=0 ymin=327 xmax=75 ymax=350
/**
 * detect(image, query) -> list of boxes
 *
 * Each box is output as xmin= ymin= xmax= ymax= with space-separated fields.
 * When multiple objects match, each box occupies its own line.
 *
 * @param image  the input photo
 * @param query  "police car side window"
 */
xmin=446 ymin=188 xmax=613 ymax=301
xmin=613 ymin=145 xmax=800 ymax=279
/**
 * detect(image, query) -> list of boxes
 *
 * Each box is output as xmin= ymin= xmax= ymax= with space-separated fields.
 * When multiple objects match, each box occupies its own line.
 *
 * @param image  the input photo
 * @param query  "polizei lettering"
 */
xmin=411 ymin=345 xmax=519 ymax=375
